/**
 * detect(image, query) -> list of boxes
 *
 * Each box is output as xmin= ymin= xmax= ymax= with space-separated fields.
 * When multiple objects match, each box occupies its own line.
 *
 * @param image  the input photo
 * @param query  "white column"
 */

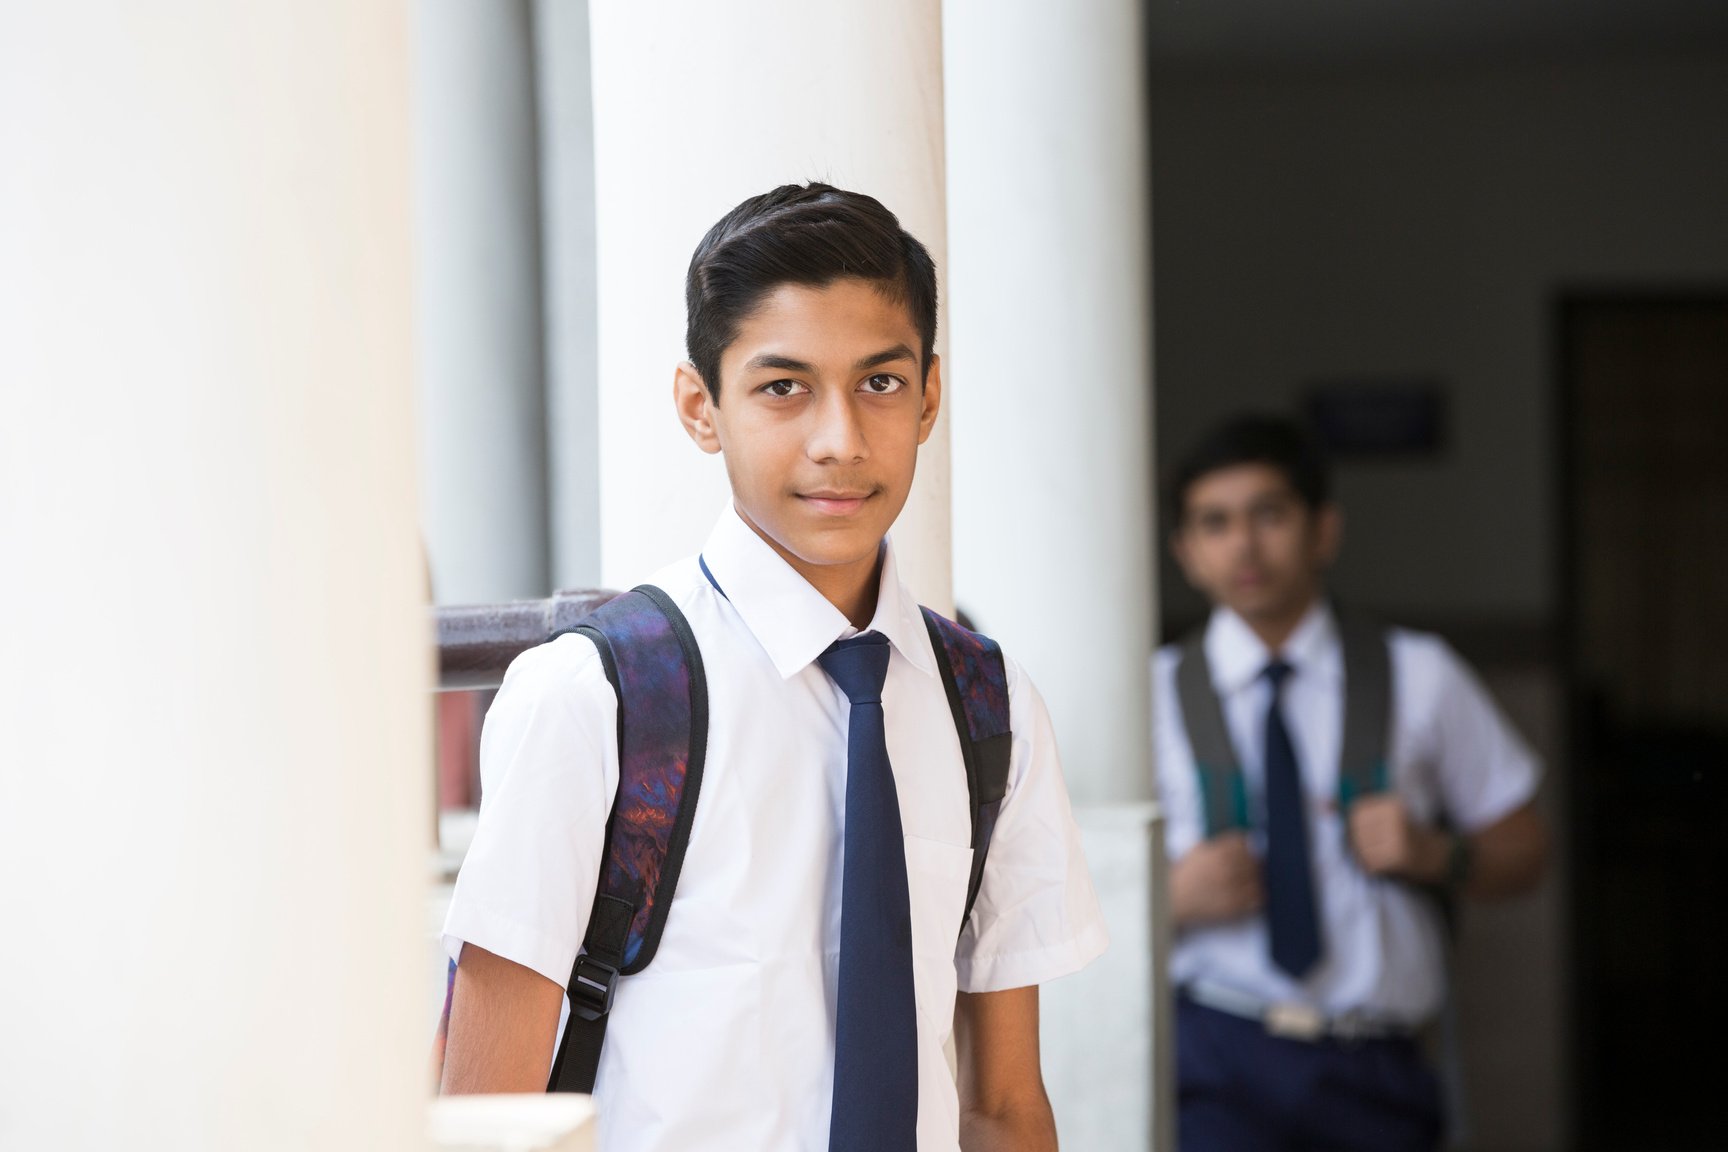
xmin=945 ymin=0 xmax=1155 ymax=808
xmin=415 ymin=0 xmax=550 ymax=604
xmin=0 ymin=6 xmax=428 ymax=1151
xmin=533 ymin=0 xmax=602 ymax=592
xmin=945 ymin=0 xmax=1165 ymax=1146
xmin=588 ymin=0 xmax=953 ymax=612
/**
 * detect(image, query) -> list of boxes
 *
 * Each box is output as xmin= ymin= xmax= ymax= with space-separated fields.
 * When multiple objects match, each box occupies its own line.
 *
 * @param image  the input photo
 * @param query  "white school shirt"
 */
xmin=444 ymin=505 xmax=1107 ymax=1152
xmin=1152 ymin=601 xmax=1539 ymax=1025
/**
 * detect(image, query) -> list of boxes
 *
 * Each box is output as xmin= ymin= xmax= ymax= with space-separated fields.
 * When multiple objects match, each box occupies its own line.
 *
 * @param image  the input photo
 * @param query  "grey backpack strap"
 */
xmin=1174 ymin=632 xmax=1249 ymax=837
xmin=1336 ymin=609 xmax=1393 ymax=813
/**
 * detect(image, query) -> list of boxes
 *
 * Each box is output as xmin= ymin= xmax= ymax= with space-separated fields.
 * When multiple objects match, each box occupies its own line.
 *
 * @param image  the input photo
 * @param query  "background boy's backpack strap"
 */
xmin=1335 ymin=607 xmax=1393 ymax=814
xmin=920 ymin=608 xmax=1013 ymax=932
xmin=1174 ymin=631 xmax=1250 ymax=837
xmin=546 ymin=584 xmax=709 ymax=1095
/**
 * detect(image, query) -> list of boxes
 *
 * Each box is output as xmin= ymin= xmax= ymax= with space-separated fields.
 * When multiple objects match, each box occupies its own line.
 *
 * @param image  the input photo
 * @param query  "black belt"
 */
xmin=1180 ymin=981 xmax=1419 ymax=1043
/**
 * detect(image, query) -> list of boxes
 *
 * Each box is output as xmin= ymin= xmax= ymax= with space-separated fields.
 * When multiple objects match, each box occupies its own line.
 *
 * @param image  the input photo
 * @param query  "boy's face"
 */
xmin=674 ymin=278 xmax=940 ymax=586
xmin=1172 ymin=463 xmax=1341 ymax=628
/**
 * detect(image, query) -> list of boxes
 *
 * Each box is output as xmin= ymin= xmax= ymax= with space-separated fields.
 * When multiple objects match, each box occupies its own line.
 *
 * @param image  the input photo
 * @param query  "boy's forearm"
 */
xmin=439 ymin=943 xmax=564 ymax=1095
xmin=1457 ymin=802 xmax=1547 ymax=901
xmin=954 ymin=986 xmax=1058 ymax=1151
xmin=959 ymin=1098 xmax=1059 ymax=1152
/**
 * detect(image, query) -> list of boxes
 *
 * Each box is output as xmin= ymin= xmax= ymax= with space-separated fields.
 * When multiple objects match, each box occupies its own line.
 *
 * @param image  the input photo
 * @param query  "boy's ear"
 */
xmin=1170 ymin=527 xmax=1198 ymax=586
xmin=674 ymin=361 xmax=722 ymax=455
xmin=1314 ymin=502 xmax=1344 ymax=567
xmin=916 ymin=353 xmax=942 ymax=446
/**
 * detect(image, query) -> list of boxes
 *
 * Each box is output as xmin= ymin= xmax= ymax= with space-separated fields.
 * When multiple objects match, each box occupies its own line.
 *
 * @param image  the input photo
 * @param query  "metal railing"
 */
xmin=435 ymin=589 xmax=618 ymax=692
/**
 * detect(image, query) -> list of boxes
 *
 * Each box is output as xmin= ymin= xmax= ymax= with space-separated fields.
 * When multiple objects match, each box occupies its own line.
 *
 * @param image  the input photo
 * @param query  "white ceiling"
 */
xmin=1146 ymin=0 xmax=1728 ymax=64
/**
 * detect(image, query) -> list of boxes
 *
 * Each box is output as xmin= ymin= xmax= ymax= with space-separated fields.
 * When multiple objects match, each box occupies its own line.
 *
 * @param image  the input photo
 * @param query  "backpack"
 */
xmin=434 ymin=584 xmax=1015 ymax=1094
xmin=1173 ymin=608 xmax=1392 ymax=837
xmin=1172 ymin=607 xmax=1465 ymax=930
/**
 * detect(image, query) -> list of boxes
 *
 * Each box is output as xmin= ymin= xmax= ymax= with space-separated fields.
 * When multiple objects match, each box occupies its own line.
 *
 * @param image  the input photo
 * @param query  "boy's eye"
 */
xmin=1251 ymin=503 xmax=1289 ymax=526
xmin=860 ymin=373 xmax=906 ymax=395
xmin=759 ymin=379 xmax=807 ymax=398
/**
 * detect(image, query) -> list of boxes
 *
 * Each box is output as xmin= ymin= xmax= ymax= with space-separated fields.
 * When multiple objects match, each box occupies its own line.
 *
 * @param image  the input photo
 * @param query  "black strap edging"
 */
xmin=546 ymin=587 xmax=709 ymax=1094
xmin=921 ymin=611 xmax=1010 ymax=934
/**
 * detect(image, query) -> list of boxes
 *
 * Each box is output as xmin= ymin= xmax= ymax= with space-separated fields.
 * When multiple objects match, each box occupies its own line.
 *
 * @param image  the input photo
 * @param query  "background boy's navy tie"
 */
xmin=818 ymin=631 xmax=918 ymax=1152
xmin=1263 ymin=659 xmax=1323 ymax=979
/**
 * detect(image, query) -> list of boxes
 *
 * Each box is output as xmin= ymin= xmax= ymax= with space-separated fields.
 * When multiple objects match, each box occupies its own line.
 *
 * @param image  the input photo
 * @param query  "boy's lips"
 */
xmin=797 ymin=489 xmax=875 ymax=516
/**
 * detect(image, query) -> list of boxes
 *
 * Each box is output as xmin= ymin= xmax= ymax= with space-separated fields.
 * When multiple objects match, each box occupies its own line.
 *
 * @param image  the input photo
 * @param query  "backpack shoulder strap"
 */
xmin=1333 ymin=609 xmax=1457 ymax=928
xmin=1336 ymin=607 xmax=1392 ymax=814
xmin=547 ymin=584 xmax=708 ymax=1094
xmin=1174 ymin=630 xmax=1249 ymax=837
xmin=920 ymin=608 xmax=1012 ymax=933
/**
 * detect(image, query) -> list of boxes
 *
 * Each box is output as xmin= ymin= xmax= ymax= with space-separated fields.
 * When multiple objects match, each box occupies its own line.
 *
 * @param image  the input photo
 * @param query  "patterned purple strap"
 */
xmin=548 ymin=585 xmax=708 ymax=1095
xmin=583 ymin=586 xmax=708 ymax=972
xmin=920 ymin=608 xmax=1013 ymax=929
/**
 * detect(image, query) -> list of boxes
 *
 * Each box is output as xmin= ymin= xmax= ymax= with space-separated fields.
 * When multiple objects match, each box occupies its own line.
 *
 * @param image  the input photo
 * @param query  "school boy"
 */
xmin=1153 ymin=416 xmax=1548 ymax=1152
xmin=438 ymin=183 xmax=1107 ymax=1152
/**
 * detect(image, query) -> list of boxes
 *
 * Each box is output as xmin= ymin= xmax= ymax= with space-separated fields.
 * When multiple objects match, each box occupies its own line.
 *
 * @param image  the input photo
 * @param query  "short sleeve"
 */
xmin=1151 ymin=646 xmax=1207 ymax=862
xmin=440 ymin=632 xmax=620 ymax=989
xmin=1405 ymin=634 xmax=1541 ymax=834
xmin=954 ymin=656 xmax=1109 ymax=993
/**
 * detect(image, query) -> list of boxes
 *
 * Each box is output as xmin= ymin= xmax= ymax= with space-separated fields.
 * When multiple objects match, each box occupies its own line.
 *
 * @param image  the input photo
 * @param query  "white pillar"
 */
xmin=945 ymin=0 xmax=1155 ymax=808
xmin=588 ymin=0 xmax=953 ymax=611
xmin=533 ymin=0 xmax=602 ymax=592
xmin=945 ymin=0 xmax=1165 ymax=1145
xmin=415 ymin=0 xmax=550 ymax=604
xmin=0 ymin=6 xmax=428 ymax=1151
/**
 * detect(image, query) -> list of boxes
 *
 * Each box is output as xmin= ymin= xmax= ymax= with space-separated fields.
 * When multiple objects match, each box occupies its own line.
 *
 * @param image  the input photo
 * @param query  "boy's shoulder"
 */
xmin=495 ymin=628 xmax=615 ymax=715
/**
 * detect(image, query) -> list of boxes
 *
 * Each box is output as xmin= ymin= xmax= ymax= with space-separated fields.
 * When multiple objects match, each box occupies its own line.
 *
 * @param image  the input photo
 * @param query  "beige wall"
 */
xmin=1460 ymin=667 xmax=1568 ymax=1152
xmin=1152 ymin=50 xmax=1728 ymax=626
xmin=1148 ymin=49 xmax=1728 ymax=1151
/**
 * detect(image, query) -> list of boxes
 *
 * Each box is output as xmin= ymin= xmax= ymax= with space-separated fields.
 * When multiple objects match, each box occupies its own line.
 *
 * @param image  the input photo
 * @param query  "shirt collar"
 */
xmin=1203 ymin=597 xmax=1342 ymax=693
xmin=698 ymin=504 xmax=936 ymax=681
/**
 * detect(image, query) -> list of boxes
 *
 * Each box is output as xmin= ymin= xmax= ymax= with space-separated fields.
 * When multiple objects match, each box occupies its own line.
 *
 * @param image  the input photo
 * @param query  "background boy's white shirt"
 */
xmin=1152 ymin=601 xmax=1540 ymax=1025
xmin=444 ymin=505 xmax=1107 ymax=1152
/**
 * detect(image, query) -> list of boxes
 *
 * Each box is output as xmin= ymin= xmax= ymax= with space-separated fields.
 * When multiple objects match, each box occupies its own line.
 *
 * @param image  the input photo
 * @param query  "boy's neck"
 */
xmin=735 ymin=510 xmax=885 ymax=631
xmin=1236 ymin=589 xmax=1325 ymax=657
xmin=802 ymin=553 xmax=884 ymax=631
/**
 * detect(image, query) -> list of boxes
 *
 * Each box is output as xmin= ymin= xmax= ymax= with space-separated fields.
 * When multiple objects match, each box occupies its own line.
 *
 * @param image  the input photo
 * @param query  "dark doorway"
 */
xmin=1561 ymin=295 xmax=1728 ymax=1151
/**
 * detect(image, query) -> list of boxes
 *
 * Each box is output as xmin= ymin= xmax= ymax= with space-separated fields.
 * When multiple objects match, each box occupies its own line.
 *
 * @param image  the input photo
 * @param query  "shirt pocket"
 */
xmin=902 ymin=834 xmax=974 ymax=1024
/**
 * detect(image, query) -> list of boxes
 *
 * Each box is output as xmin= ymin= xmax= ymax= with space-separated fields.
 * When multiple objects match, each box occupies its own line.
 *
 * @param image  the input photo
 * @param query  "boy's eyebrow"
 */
xmin=740 ymin=345 xmax=918 ymax=377
xmin=853 ymin=344 xmax=918 ymax=372
xmin=742 ymin=353 xmax=816 ymax=375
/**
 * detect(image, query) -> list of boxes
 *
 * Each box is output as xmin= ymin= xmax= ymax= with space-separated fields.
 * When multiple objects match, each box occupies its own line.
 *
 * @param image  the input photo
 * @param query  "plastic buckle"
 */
xmin=568 ymin=954 xmax=620 ymax=1022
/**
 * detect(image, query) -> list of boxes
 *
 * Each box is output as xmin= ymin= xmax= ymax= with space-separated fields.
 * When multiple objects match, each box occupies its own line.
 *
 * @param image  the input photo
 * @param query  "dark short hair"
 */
xmin=685 ymin=182 xmax=938 ymax=403
xmin=1167 ymin=415 xmax=1332 ymax=526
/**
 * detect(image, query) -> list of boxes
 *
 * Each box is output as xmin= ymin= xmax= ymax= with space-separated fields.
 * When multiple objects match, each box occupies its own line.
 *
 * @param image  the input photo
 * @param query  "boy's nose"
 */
xmin=1227 ymin=521 xmax=1259 ymax=558
xmin=807 ymin=394 xmax=869 ymax=463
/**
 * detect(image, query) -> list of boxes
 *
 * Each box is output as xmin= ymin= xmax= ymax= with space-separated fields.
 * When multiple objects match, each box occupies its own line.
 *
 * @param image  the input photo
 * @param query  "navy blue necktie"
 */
xmin=1263 ymin=659 xmax=1323 ymax=979
xmin=819 ymin=632 xmax=918 ymax=1152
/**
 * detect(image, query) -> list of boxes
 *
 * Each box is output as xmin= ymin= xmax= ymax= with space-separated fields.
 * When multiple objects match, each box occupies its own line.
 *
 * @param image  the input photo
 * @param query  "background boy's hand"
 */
xmin=1347 ymin=794 xmax=1448 ymax=883
xmin=1170 ymin=831 xmax=1263 ymax=928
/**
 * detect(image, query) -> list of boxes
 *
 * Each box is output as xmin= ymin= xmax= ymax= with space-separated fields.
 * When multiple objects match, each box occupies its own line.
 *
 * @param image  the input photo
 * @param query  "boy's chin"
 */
xmin=750 ymin=509 xmax=889 ymax=573
xmin=780 ymin=524 xmax=887 ymax=570
xmin=1226 ymin=587 xmax=1308 ymax=623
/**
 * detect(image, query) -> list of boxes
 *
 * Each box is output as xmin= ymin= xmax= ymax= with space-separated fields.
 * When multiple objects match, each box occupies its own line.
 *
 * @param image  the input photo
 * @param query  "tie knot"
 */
xmin=819 ymin=631 xmax=891 ymax=704
xmin=1263 ymin=659 xmax=1294 ymax=689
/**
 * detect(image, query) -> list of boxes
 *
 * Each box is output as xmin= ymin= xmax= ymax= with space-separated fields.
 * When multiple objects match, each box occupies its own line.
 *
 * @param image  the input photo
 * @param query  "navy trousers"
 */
xmin=1176 ymin=995 xmax=1444 ymax=1152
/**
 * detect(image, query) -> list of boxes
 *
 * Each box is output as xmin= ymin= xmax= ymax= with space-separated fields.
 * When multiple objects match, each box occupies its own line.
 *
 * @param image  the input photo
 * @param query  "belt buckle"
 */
xmin=1264 ymin=1001 xmax=1326 ymax=1042
xmin=1331 ymin=1012 xmax=1371 ymax=1043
